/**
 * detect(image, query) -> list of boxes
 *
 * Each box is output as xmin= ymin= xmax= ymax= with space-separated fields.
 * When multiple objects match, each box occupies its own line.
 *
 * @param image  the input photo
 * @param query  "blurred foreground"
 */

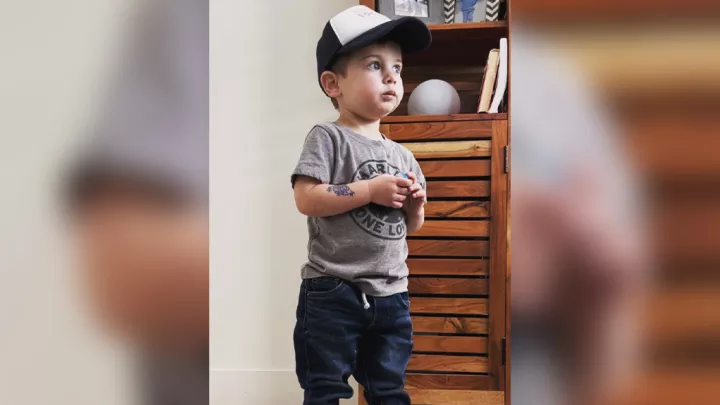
xmin=511 ymin=1 xmax=720 ymax=404
xmin=1 ymin=0 xmax=207 ymax=404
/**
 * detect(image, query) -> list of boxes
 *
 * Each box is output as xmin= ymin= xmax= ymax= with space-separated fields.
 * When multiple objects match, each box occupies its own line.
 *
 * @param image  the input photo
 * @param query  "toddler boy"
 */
xmin=290 ymin=5 xmax=432 ymax=405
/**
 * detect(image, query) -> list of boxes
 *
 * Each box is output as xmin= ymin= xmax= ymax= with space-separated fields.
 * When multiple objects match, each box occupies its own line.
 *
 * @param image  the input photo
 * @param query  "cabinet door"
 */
xmin=358 ymin=119 xmax=508 ymax=405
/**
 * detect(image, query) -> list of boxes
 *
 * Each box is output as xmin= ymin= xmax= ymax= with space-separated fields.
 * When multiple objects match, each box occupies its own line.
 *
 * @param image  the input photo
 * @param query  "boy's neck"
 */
xmin=335 ymin=109 xmax=384 ymax=141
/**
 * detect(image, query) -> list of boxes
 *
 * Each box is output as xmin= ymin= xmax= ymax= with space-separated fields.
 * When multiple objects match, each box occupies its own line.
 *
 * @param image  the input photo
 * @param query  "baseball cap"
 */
xmin=316 ymin=5 xmax=432 ymax=94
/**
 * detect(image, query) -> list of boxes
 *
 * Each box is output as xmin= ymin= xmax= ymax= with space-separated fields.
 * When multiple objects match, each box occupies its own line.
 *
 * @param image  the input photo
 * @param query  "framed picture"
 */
xmin=454 ymin=0 xmax=487 ymax=23
xmin=377 ymin=0 xmax=445 ymax=24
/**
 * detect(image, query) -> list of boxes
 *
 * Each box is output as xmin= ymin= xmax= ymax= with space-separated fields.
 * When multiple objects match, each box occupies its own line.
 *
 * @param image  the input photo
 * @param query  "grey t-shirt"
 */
xmin=291 ymin=122 xmax=426 ymax=297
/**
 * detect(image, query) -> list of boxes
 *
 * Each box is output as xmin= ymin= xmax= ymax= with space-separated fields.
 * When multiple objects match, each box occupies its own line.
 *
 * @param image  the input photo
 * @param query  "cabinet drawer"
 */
xmin=407 ymin=388 xmax=504 ymax=405
xmin=427 ymin=180 xmax=490 ymax=198
xmin=409 ymin=354 xmax=488 ymax=373
xmin=408 ymin=240 xmax=488 ymax=257
xmin=413 ymin=335 xmax=489 ymax=354
xmin=411 ymin=316 xmax=488 ymax=334
xmin=386 ymin=121 xmax=493 ymax=141
xmin=409 ymin=277 xmax=489 ymax=295
xmin=411 ymin=297 xmax=488 ymax=315
xmin=420 ymin=160 xmax=491 ymax=178
xmin=405 ymin=140 xmax=491 ymax=159
xmin=411 ymin=220 xmax=490 ymax=238
xmin=406 ymin=374 xmax=491 ymax=391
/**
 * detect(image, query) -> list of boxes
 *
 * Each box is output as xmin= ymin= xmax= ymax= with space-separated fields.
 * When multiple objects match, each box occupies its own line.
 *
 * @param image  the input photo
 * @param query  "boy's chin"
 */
xmin=372 ymin=102 xmax=398 ymax=118
xmin=348 ymin=102 xmax=398 ymax=121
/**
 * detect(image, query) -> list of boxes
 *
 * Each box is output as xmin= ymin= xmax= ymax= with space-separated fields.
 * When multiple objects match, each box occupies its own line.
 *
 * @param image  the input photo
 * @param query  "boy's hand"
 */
xmin=368 ymin=174 xmax=412 ymax=208
xmin=403 ymin=171 xmax=426 ymax=214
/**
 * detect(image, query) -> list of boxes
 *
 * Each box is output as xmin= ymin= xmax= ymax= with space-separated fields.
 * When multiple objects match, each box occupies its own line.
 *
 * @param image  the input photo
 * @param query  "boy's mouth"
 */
xmin=382 ymin=90 xmax=397 ymax=99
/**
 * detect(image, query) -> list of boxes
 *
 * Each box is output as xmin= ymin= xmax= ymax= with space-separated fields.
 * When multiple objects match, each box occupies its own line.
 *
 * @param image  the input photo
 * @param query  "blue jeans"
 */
xmin=294 ymin=277 xmax=413 ymax=405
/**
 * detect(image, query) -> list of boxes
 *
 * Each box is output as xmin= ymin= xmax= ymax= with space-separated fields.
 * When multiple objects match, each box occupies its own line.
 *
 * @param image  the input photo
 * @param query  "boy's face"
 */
xmin=331 ymin=42 xmax=404 ymax=119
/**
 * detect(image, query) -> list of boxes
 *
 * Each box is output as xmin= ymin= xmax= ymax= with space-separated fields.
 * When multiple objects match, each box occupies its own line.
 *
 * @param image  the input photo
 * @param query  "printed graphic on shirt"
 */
xmin=350 ymin=159 xmax=407 ymax=240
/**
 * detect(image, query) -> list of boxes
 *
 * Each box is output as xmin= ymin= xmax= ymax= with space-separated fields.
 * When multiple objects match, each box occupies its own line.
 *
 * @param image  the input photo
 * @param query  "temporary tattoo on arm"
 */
xmin=327 ymin=185 xmax=355 ymax=197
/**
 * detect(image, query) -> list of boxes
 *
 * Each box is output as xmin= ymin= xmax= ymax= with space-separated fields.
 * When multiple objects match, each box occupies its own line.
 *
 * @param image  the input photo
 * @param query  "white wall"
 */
xmin=210 ymin=0 xmax=358 ymax=403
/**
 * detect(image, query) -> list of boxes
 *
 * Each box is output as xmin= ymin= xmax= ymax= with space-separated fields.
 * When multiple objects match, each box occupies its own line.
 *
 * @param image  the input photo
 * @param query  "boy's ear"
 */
xmin=320 ymin=71 xmax=341 ymax=99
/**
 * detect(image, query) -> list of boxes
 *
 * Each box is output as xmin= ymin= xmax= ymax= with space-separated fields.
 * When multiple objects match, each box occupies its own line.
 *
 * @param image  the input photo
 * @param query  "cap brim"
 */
xmin=334 ymin=17 xmax=431 ymax=61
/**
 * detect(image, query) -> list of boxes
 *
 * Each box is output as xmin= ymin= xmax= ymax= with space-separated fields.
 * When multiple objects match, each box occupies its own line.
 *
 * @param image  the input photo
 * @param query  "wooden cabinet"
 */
xmin=357 ymin=1 xmax=511 ymax=403
xmin=360 ymin=115 xmax=509 ymax=405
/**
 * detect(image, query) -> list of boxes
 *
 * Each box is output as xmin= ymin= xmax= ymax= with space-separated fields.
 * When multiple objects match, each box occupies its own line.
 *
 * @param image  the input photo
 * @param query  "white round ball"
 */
xmin=407 ymin=79 xmax=461 ymax=115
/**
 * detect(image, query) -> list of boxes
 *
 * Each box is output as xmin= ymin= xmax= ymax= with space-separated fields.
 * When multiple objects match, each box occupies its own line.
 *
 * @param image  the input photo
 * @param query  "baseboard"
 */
xmin=211 ymin=369 xmax=357 ymax=405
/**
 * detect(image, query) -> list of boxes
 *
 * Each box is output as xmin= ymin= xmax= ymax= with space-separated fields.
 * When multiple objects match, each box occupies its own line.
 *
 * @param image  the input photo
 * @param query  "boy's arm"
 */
xmin=294 ymin=174 xmax=412 ymax=218
xmin=291 ymin=128 xmax=412 ymax=217
xmin=404 ymin=171 xmax=425 ymax=234
xmin=293 ymin=176 xmax=372 ymax=217
xmin=405 ymin=204 xmax=425 ymax=234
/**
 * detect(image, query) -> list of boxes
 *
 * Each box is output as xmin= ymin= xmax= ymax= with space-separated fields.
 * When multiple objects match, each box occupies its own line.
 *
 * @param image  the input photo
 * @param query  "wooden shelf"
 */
xmin=426 ymin=21 xmax=508 ymax=41
xmin=382 ymin=113 xmax=507 ymax=124
xmin=428 ymin=21 xmax=508 ymax=31
xmin=403 ymin=21 xmax=506 ymax=67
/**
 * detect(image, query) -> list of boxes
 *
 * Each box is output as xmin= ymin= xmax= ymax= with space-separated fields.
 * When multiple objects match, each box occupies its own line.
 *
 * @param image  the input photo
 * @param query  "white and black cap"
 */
xmin=316 ymin=5 xmax=431 ymax=93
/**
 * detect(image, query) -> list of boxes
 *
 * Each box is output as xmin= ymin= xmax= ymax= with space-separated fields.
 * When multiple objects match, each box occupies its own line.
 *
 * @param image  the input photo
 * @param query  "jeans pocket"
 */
xmin=306 ymin=276 xmax=345 ymax=298
xmin=397 ymin=291 xmax=411 ymax=310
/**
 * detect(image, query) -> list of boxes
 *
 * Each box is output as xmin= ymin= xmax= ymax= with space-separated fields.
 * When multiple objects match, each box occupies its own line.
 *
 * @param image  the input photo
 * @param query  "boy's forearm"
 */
xmin=298 ymin=181 xmax=372 ymax=217
xmin=406 ymin=208 xmax=425 ymax=234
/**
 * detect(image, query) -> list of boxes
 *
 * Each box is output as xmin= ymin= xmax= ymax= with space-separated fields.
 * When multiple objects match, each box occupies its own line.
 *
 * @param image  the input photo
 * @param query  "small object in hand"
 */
xmin=400 ymin=172 xmax=415 ymax=184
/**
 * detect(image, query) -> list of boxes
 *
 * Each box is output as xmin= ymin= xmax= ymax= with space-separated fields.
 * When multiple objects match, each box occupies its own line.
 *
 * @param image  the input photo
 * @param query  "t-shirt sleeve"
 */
xmin=291 ymin=126 xmax=335 ymax=188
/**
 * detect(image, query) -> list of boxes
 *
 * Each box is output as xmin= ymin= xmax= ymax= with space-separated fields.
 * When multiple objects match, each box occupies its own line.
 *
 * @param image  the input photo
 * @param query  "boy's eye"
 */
xmin=393 ymin=65 xmax=402 ymax=74
xmin=368 ymin=61 xmax=381 ymax=70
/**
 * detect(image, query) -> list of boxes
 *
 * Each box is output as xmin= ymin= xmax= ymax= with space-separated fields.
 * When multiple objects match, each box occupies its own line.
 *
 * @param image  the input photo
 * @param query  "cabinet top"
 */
xmin=382 ymin=113 xmax=507 ymax=124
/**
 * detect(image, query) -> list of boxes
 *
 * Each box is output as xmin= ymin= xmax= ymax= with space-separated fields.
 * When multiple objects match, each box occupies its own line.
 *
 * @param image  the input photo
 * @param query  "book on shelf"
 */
xmin=497 ymin=87 xmax=508 ymax=113
xmin=477 ymin=48 xmax=500 ymax=113
xmin=489 ymin=38 xmax=508 ymax=113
